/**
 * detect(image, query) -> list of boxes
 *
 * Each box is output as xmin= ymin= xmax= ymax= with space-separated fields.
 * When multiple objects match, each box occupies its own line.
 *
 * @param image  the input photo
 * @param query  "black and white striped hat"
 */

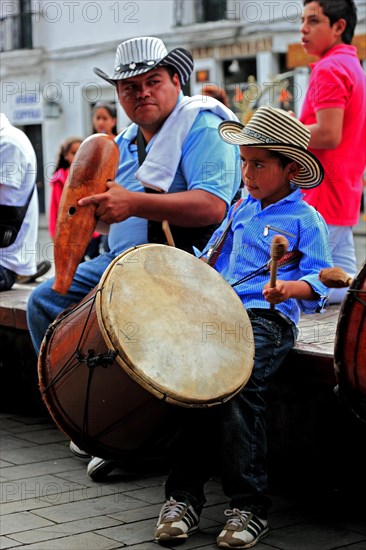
xmin=219 ymin=106 xmax=324 ymax=189
xmin=94 ymin=36 xmax=193 ymax=87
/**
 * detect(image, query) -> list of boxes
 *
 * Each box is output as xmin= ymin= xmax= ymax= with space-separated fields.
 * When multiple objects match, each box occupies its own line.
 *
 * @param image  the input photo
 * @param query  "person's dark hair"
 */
xmin=303 ymin=0 xmax=357 ymax=44
xmin=160 ymin=64 xmax=180 ymax=84
xmin=54 ymin=137 xmax=82 ymax=172
xmin=92 ymin=102 xmax=118 ymax=136
xmin=269 ymin=150 xmax=294 ymax=168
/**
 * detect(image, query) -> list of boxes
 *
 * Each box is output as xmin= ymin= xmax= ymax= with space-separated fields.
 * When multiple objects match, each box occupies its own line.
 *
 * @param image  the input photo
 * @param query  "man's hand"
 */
xmin=78 ymin=181 xmax=132 ymax=224
xmin=79 ymin=185 xmax=226 ymax=228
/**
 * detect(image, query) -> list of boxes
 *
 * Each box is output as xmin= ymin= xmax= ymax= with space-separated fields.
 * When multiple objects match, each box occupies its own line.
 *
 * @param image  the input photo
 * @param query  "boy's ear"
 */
xmin=287 ymin=161 xmax=301 ymax=181
xmin=333 ymin=18 xmax=347 ymax=38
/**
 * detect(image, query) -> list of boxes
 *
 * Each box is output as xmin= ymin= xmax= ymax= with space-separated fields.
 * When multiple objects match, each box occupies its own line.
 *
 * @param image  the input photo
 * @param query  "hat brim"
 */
xmin=219 ymin=120 xmax=324 ymax=189
xmin=94 ymin=47 xmax=193 ymax=87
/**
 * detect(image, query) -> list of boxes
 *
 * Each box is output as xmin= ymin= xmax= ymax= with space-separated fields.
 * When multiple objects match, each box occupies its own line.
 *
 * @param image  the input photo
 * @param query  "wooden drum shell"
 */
xmin=334 ymin=261 xmax=366 ymax=419
xmin=39 ymin=245 xmax=254 ymax=459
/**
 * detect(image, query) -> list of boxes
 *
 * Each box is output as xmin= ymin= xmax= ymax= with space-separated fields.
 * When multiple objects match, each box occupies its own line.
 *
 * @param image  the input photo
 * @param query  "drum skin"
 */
xmin=38 ymin=245 xmax=254 ymax=460
xmin=334 ymin=261 xmax=366 ymax=416
xmin=52 ymin=134 xmax=120 ymax=295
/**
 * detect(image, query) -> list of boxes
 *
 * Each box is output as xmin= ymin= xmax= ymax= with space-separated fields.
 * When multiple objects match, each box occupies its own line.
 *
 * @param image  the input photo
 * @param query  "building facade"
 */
xmin=1 ymin=0 xmax=365 ymax=214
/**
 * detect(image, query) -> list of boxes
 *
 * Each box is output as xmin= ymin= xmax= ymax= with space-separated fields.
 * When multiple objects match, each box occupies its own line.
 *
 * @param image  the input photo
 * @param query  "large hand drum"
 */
xmin=38 ymin=245 xmax=254 ymax=459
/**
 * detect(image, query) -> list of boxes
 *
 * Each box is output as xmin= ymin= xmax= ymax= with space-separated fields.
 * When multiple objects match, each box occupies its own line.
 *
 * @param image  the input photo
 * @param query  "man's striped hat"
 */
xmin=94 ymin=36 xmax=193 ymax=87
xmin=219 ymin=106 xmax=324 ymax=189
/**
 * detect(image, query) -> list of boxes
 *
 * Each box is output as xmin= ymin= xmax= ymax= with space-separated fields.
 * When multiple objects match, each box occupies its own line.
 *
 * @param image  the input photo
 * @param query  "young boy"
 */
xmin=299 ymin=0 xmax=366 ymax=303
xmin=154 ymin=106 xmax=333 ymax=548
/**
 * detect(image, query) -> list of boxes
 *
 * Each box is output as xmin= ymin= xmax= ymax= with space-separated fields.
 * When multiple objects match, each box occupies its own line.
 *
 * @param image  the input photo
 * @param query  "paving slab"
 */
xmin=0 ymin=474 xmax=86 ymax=504
xmin=0 ymin=457 xmax=85 ymax=482
xmin=0 ymin=510 xmax=55 ymax=535
xmin=267 ymin=522 xmax=366 ymax=550
xmin=6 ymin=516 xmax=123 ymax=545
xmin=1 ymin=413 xmax=366 ymax=550
xmin=0 ymin=536 xmax=22 ymax=549
xmin=6 ymin=532 xmax=122 ymax=549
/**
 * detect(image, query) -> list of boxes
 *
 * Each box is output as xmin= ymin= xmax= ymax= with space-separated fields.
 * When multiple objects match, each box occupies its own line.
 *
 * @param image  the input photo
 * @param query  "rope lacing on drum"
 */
xmin=41 ymin=289 xmax=118 ymax=447
xmin=40 ymin=292 xmax=101 ymax=393
xmin=348 ymin=287 xmax=366 ymax=308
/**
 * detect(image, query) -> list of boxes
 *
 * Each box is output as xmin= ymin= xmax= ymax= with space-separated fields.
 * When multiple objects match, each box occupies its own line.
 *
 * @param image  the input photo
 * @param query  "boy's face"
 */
xmin=301 ymin=1 xmax=344 ymax=57
xmin=240 ymin=146 xmax=298 ymax=208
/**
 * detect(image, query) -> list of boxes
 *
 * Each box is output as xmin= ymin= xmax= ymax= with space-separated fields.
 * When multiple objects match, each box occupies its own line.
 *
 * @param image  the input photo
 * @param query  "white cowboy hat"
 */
xmin=219 ymin=106 xmax=324 ymax=189
xmin=94 ymin=36 xmax=193 ymax=86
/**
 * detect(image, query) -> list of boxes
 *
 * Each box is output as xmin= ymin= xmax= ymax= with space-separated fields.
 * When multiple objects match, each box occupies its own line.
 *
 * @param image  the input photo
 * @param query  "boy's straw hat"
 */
xmin=94 ymin=36 xmax=193 ymax=87
xmin=219 ymin=106 xmax=324 ymax=188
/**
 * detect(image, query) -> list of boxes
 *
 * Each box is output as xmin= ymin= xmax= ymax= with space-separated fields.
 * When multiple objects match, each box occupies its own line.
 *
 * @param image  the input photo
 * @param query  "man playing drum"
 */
xmin=27 ymin=38 xmax=240 ymax=472
xmin=154 ymin=107 xmax=333 ymax=547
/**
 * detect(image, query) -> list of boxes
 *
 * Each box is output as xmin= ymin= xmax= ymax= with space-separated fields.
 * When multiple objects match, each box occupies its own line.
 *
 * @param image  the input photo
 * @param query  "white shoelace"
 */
xmin=224 ymin=508 xmax=251 ymax=528
xmin=158 ymin=498 xmax=186 ymax=522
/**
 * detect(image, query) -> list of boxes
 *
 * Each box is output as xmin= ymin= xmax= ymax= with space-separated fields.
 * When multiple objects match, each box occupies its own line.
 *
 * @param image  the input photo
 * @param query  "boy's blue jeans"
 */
xmin=165 ymin=309 xmax=297 ymax=519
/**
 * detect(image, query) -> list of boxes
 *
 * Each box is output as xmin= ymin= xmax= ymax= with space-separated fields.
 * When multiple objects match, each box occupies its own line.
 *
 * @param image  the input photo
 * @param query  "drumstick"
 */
xmin=269 ymin=235 xmax=289 ymax=310
xmin=319 ymin=267 xmax=353 ymax=288
xmin=162 ymin=220 xmax=175 ymax=247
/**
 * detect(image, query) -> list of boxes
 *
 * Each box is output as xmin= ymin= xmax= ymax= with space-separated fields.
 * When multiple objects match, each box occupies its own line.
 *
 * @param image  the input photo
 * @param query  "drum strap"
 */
xmin=0 ymin=185 xmax=35 ymax=247
xmin=231 ymin=250 xmax=303 ymax=288
xmin=206 ymin=198 xmax=244 ymax=267
xmin=136 ymin=128 xmax=219 ymax=253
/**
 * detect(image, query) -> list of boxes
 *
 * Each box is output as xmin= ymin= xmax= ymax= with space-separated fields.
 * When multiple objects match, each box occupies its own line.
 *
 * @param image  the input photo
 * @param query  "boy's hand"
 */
xmin=263 ymin=279 xmax=317 ymax=303
xmin=263 ymin=280 xmax=290 ymax=304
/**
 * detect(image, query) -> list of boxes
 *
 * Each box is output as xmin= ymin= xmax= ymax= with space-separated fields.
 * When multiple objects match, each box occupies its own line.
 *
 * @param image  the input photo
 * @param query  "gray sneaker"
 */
xmin=155 ymin=498 xmax=199 ymax=543
xmin=217 ymin=509 xmax=268 ymax=548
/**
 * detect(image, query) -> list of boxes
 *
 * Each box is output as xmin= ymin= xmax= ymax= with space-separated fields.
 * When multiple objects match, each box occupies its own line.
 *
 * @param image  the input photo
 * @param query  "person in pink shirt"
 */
xmin=48 ymin=137 xmax=82 ymax=239
xmin=300 ymin=0 xmax=366 ymax=303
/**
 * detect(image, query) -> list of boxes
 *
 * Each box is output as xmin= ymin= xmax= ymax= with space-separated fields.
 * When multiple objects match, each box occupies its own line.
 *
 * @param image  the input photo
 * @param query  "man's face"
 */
xmin=301 ymin=2 xmax=343 ymax=57
xmin=116 ymin=68 xmax=181 ymax=139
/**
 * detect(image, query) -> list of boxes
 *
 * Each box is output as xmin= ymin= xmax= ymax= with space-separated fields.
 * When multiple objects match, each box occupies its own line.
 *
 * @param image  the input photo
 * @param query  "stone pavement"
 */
xmin=1 ymin=412 xmax=366 ymax=550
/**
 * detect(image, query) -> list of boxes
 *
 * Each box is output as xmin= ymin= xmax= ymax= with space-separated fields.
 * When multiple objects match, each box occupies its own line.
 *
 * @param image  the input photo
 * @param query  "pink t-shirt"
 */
xmin=300 ymin=44 xmax=366 ymax=226
xmin=48 ymin=167 xmax=68 ymax=238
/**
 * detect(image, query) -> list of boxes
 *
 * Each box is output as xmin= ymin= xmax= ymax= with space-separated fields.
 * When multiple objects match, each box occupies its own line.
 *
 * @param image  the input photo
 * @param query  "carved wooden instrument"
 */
xmin=269 ymin=235 xmax=289 ymax=310
xmin=52 ymin=134 xmax=120 ymax=294
xmin=319 ymin=267 xmax=353 ymax=288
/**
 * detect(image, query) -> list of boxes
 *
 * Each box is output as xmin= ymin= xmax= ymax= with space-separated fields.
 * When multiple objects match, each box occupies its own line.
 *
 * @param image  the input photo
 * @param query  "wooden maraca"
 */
xmin=269 ymin=235 xmax=289 ymax=310
xmin=319 ymin=267 xmax=353 ymax=288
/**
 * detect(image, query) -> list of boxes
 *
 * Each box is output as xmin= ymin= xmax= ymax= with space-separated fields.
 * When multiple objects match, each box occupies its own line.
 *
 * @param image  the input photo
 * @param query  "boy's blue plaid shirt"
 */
xmin=202 ymin=187 xmax=332 ymax=325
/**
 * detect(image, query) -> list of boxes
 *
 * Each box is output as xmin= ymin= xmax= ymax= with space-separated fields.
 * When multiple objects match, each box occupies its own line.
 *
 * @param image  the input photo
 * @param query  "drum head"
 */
xmin=97 ymin=245 xmax=254 ymax=406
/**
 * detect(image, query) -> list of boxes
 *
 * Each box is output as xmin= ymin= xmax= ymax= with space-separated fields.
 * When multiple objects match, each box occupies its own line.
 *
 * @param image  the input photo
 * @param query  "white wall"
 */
xmin=33 ymin=0 xmax=174 ymax=50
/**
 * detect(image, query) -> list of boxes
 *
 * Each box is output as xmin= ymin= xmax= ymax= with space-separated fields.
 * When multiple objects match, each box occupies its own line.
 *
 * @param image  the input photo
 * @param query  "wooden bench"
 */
xmin=0 ymin=284 xmax=340 ymax=412
xmin=0 ymin=283 xmax=43 ymax=414
xmin=0 ymin=284 xmax=340 ymax=371
xmin=0 ymin=283 xmax=34 ymax=330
